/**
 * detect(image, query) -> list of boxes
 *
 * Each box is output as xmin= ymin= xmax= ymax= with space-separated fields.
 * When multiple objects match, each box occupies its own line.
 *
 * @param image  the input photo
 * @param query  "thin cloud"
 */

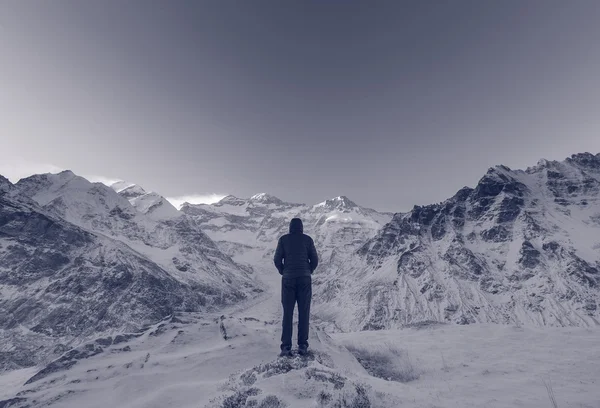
xmin=167 ymin=193 xmax=226 ymax=209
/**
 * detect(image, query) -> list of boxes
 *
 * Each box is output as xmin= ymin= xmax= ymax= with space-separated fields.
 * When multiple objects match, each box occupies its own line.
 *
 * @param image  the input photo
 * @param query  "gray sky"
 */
xmin=1 ymin=1 xmax=600 ymax=212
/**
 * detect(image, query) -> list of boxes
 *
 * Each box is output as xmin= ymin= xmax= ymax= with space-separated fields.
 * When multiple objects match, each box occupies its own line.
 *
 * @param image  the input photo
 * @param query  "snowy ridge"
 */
xmin=113 ymin=183 xmax=145 ymax=198
xmin=128 ymin=191 xmax=180 ymax=220
xmin=110 ymin=182 xmax=181 ymax=220
xmin=20 ymin=171 xmax=256 ymax=288
xmin=109 ymin=180 xmax=135 ymax=193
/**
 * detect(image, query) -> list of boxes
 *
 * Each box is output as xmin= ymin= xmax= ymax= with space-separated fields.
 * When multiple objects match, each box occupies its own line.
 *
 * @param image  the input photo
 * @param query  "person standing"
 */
xmin=273 ymin=218 xmax=318 ymax=357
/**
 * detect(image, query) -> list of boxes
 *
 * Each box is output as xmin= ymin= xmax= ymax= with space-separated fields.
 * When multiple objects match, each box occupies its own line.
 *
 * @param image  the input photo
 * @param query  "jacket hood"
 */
xmin=289 ymin=218 xmax=303 ymax=234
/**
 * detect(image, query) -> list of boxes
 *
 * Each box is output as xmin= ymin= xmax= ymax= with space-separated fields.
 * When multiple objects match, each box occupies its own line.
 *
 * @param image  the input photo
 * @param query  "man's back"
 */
xmin=274 ymin=218 xmax=318 ymax=278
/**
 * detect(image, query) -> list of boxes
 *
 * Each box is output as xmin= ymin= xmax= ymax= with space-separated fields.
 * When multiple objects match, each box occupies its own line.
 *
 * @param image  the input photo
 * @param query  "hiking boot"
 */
xmin=279 ymin=348 xmax=293 ymax=357
xmin=298 ymin=345 xmax=308 ymax=356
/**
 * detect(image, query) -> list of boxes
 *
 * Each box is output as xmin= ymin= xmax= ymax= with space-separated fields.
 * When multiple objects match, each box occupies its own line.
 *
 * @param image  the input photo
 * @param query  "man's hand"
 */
xmin=274 ymin=237 xmax=285 ymax=275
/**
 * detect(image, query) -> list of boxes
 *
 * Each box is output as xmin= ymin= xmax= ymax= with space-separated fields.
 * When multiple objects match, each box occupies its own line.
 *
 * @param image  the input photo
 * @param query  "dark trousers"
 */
xmin=280 ymin=275 xmax=312 ymax=351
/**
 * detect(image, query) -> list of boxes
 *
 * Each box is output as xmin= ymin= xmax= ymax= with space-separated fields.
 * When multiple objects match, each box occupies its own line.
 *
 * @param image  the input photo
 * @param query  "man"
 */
xmin=273 ymin=218 xmax=318 ymax=357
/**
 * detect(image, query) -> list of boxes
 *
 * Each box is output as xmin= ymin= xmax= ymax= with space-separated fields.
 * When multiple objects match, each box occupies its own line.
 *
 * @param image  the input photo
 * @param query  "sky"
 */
xmin=1 ymin=1 xmax=600 ymax=212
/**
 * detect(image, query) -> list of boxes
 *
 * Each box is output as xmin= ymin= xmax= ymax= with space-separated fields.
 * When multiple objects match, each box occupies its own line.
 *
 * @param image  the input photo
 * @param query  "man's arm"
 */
xmin=308 ymin=237 xmax=318 ymax=273
xmin=273 ymin=237 xmax=284 ymax=275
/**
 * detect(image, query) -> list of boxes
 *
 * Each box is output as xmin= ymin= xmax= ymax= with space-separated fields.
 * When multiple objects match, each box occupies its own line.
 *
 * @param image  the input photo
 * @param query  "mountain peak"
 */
xmin=486 ymin=164 xmax=514 ymax=176
xmin=217 ymin=195 xmax=246 ymax=206
xmin=57 ymin=169 xmax=75 ymax=177
xmin=249 ymin=193 xmax=283 ymax=204
xmin=107 ymin=182 xmax=178 ymax=219
xmin=129 ymin=191 xmax=180 ymax=219
xmin=537 ymin=158 xmax=551 ymax=167
xmin=118 ymin=184 xmax=148 ymax=199
xmin=15 ymin=171 xmax=94 ymax=204
xmin=526 ymin=158 xmax=560 ymax=174
xmin=315 ymin=195 xmax=358 ymax=210
xmin=567 ymin=152 xmax=600 ymax=170
xmin=220 ymin=194 xmax=239 ymax=201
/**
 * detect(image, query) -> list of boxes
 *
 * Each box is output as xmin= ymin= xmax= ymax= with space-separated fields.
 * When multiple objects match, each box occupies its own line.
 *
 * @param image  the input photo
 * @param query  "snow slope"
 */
xmin=15 ymin=171 xmax=256 ymax=288
xmin=111 ymin=182 xmax=181 ymax=221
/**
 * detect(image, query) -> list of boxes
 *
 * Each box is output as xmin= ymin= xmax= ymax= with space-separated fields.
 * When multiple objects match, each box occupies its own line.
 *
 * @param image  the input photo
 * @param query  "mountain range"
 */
xmin=314 ymin=152 xmax=600 ymax=330
xmin=1 ymin=152 xmax=599 ymax=374
xmin=0 ymin=171 xmax=257 ymax=370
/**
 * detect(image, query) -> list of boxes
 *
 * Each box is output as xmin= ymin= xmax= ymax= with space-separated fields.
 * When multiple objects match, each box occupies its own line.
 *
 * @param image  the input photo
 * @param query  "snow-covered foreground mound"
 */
xmin=2 ymin=305 xmax=598 ymax=407
xmin=334 ymin=325 xmax=600 ymax=408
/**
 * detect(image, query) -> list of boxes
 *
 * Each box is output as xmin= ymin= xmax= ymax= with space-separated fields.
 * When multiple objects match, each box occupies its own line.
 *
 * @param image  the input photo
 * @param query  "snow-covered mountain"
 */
xmin=308 ymin=196 xmax=394 ymax=273
xmin=180 ymin=194 xmax=393 ymax=274
xmin=4 ymin=150 xmax=599 ymax=375
xmin=15 ymin=171 xmax=253 ymax=285
xmin=0 ymin=172 xmax=258 ymax=371
xmin=313 ymin=153 xmax=600 ymax=330
xmin=110 ymin=182 xmax=180 ymax=220
xmin=2 ymin=154 xmax=600 ymax=407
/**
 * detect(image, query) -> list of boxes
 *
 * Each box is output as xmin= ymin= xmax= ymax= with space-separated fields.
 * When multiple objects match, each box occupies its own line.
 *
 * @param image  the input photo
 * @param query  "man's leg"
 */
xmin=280 ymin=278 xmax=296 ymax=351
xmin=296 ymin=276 xmax=312 ymax=349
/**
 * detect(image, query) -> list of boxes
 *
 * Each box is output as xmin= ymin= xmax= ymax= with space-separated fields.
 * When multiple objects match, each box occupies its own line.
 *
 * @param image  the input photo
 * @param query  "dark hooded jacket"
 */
xmin=273 ymin=218 xmax=319 ymax=278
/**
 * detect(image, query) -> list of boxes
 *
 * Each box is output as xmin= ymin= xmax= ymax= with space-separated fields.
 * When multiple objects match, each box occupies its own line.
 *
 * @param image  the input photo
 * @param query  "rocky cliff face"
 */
xmin=314 ymin=153 xmax=600 ymax=330
xmin=0 ymin=173 xmax=258 ymax=371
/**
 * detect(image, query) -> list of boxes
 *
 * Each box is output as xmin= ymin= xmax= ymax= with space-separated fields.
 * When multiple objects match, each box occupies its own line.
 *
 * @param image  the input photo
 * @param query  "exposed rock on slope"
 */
xmin=314 ymin=153 xmax=600 ymax=330
xmin=15 ymin=171 xmax=255 ymax=288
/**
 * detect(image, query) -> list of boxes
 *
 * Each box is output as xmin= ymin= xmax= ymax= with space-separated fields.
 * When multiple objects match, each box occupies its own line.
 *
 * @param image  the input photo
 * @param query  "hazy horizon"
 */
xmin=1 ymin=150 xmax=598 ymax=213
xmin=2 ymin=1 xmax=600 ymax=212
